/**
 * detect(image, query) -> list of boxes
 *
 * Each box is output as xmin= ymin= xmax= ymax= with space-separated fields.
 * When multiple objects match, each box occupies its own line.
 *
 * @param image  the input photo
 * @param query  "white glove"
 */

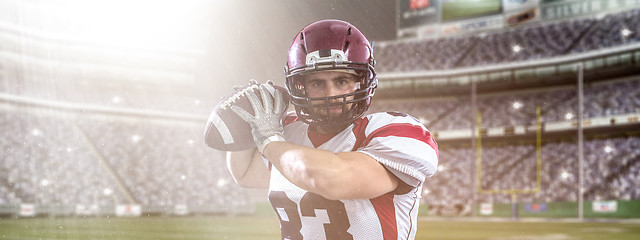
xmin=231 ymin=83 xmax=287 ymax=154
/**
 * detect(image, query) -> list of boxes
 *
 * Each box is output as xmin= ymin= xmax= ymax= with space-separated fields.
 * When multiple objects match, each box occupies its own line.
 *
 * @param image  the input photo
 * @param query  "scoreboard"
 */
xmin=396 ymin=0 xmax=640 ymax=39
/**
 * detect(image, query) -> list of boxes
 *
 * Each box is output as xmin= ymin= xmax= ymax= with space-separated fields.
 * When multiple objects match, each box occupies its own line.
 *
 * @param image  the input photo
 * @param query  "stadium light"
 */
xmin=565 ymin=112 xmax=574 ymax=120
xmin=512 ymin=101 xmax=522 ymax=109
xmin=131 ymin=135 xmax=143 ymax=143
xmin=34 ymin=0 xmax=211 ymax=52
xmin=217 ymin=179 xmax=228 ymax=187
xmin=31 ymin=129 xmax=42 ymax=136
xmin=512 ymin=44 xmax=522 ymax=53
xmin=103 ymin=188 xmax=113 ymax=196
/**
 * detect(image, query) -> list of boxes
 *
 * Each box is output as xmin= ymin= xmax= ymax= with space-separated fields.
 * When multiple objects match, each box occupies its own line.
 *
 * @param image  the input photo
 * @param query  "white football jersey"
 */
xmin=267 ymin=111 xmax=439 ymax=240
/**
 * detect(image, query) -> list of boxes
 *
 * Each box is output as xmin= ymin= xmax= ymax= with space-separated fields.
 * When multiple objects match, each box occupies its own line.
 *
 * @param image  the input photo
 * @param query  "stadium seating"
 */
xmin=374 ymin=9 xmax=639 ymax=71
xmin=0 ymin=107 xmax=255 ymax=212
xmin=369 ymin=77 xmax=640 ymax=131
xmin=0 ymin=109 xmax=126 ymax=206
xmin=426 ymin=137 xmax=640 ymax=206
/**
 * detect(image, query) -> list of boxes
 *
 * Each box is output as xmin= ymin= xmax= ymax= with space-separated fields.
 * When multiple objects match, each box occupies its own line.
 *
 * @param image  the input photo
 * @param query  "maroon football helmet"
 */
xmin=284 ymin=19 xmax=377 ymax=131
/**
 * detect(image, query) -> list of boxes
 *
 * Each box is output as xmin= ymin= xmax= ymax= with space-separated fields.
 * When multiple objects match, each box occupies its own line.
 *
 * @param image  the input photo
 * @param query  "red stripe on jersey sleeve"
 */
xmin=363 ymin=123 xmax=439 ymax=158
xmin=370 ymin=193 xmax=397 ymax=240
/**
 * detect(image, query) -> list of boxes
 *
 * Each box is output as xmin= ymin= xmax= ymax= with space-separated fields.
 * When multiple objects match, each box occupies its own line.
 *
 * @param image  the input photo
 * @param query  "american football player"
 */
xmin=227 ymin=19 xmax=438 ymax=240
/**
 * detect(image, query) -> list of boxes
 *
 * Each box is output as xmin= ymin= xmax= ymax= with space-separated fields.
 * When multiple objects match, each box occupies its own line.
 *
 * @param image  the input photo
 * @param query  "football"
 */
xmin=204 ymin=81 xmax=290 ymax=151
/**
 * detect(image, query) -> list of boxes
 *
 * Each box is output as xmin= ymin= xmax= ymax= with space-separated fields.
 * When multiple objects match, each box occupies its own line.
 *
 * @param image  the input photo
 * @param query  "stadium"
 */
xmin=1 ymin=0 xmax=639 ymax=239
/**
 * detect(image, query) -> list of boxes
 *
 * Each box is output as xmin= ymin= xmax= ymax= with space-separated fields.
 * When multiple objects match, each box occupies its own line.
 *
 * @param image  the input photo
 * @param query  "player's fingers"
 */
xmin=245 ymin=89 xmax=263 ymax=116
xmin=273 ymin=87 xmax=284 ymax=114
xmin=230 ymin=105 xmax=254 ymax=122
xmin=259 ymin=84 xmax=273 ymax=113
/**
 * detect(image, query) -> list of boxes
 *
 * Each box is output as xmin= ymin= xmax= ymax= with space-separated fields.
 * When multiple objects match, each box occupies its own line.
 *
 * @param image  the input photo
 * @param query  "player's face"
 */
xmin=302 ymin=71 xmax=360 ymax=117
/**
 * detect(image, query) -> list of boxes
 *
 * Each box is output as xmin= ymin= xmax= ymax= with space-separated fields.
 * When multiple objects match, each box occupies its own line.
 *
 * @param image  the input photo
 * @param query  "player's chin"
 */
xmin=311 ymin=103 xmax=352 ymax=117
xmin=313 ymin=109 xmax=345 ymax=119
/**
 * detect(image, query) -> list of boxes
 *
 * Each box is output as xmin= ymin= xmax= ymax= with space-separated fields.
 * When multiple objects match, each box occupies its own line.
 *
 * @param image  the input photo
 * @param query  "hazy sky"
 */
xmin=196 ymin=0 xmax=396 ymax=98
xmin=0 ymin=0 xmax=397 ymax=106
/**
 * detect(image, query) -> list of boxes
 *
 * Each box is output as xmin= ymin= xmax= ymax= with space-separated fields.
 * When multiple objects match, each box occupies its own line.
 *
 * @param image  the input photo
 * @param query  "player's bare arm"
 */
xmin=226 ymin=148 xmax=269 ymax=188
xmin=262 ymin=141 xmax=400 ymax=200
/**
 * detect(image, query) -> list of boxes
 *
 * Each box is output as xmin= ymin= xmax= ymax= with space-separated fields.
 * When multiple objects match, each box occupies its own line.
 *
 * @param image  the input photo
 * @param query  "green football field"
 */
xmin=1 ymin=216 xmax=640 ymax=240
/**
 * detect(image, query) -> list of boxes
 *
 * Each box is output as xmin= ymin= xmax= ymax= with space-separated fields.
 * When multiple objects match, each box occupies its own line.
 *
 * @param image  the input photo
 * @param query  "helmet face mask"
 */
xmin=284 ymin=20 xmax=377 ymax=132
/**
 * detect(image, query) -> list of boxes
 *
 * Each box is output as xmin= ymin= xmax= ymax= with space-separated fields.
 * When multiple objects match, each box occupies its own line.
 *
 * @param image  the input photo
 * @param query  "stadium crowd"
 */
xmin=1 ymin=74 xmax=638 ymax=211
xmin=429 ymin=137 xmax=640 ymax=206
xmin=0 ymin=107 xmax=253 ymax=213
xmin=374 ymin=8 xmax=640 ymax=71
xmin=369 ymin=77 xmax=640 ymax=130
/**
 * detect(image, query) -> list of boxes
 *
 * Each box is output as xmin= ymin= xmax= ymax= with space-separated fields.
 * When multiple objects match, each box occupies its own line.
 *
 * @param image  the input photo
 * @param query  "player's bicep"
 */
xmin=226 ymin=148 xmax=270 ymax=188
xmin=331 ymin=152 xmax=400 ymax=199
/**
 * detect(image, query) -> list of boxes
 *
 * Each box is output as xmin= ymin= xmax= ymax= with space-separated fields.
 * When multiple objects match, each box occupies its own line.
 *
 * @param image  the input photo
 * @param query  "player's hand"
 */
xmin=231 ymin=82 xmax=286 ymax=154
